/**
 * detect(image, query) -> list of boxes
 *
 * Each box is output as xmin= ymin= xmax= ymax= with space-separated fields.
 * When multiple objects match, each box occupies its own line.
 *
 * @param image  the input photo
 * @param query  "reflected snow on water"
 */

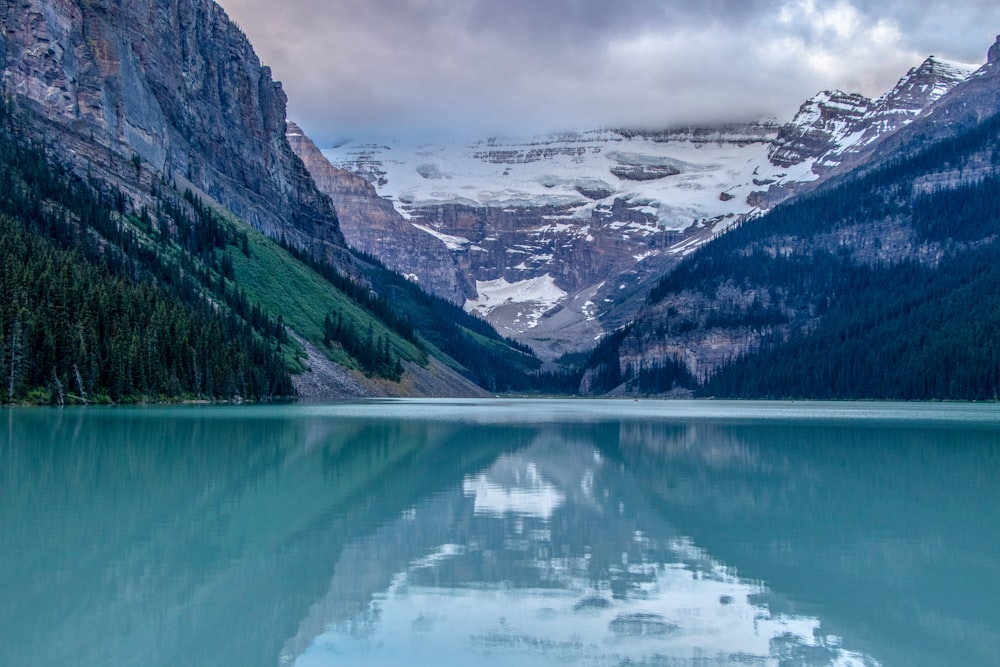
xmin=292 ymin=438 xmax=880 ymax=666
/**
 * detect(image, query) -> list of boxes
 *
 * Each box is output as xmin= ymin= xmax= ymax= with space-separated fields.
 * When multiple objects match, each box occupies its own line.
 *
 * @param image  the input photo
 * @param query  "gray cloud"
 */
xmin=216 ymin=0 xmax=1000 ymax=145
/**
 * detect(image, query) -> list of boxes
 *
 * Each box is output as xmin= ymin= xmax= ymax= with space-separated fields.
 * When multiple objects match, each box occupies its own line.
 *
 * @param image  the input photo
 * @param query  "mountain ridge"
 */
xmin=300 ymin=52 xmax=975 ymax=359
xmin=576 ymin=36 xmax=1000 ymax=398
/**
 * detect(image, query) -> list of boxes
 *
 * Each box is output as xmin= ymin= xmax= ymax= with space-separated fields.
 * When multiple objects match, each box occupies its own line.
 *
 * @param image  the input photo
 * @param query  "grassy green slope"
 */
xmin=181 ymin=192 xmax=544 ymax=391
xmin=229 ymin=227 xmax=425 ymax=370
xmin=355 ymin=253 xmax=553 ymax=392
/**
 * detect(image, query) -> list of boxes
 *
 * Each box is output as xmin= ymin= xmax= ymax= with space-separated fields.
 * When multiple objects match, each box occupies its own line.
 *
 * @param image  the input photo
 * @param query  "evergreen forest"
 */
xmin=0 ymin=102 xmax=294 ymax=403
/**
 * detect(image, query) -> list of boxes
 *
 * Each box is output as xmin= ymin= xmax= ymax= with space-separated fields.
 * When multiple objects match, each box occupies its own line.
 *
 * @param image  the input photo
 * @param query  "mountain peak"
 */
xmin=765 ymin=52 xmax=976 ymax=175
xmin=917 ymin=55 xmax=979 ymax=77
xmin=766 ymin=90 xmax=871 ymax=169
xmin=989 ymin=35 xmax=1000 ymax=63
xmin=871 ymin=54 xmax=976 ymax=118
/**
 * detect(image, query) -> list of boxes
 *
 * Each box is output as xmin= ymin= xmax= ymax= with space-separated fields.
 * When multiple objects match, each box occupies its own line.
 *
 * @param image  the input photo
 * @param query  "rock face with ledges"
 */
xmin=1 ymin=0 xmax=347 ymax=264
xmin=768 ymin=91 xmax=872 ymax=169
xmin=865 ymin=57 xmax=979 ymax=137
xmin=767 ymin=57 xmax=976 ymax=176
xmin=286 ymin=122 xmax=471 ymax=302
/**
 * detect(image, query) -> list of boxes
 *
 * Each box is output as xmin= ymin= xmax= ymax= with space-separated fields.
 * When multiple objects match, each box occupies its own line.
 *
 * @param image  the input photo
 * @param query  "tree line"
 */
xmin=0 ymin=98 xmax=292 ymax=403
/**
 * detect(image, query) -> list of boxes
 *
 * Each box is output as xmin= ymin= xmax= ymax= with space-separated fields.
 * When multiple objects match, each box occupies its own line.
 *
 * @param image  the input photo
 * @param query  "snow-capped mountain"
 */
xmin=329 ymin=123 xmax=792 ymax=233
xmin=759 ymin=56 xmax=978 ymax=205
xmin=302 ymin=55 xmax=975 ymax=359
xmin=323 ymin=124 xmax=800 ymax=355
xmin=585 ymin=40 xmax=1000 ymax=397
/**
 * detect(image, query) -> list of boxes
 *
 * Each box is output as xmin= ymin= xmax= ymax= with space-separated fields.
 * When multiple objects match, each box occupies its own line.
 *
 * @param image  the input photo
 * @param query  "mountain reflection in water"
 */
xmin=291 ymin=433 xmax=879 ymax=667
xmin=1 ymin=401 xmax=998 ymax=667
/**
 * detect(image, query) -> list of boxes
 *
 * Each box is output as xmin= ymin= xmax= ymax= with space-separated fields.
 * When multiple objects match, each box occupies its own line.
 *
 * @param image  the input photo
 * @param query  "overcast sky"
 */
xmin=215 ymin=0 xmax=1000 ymax=146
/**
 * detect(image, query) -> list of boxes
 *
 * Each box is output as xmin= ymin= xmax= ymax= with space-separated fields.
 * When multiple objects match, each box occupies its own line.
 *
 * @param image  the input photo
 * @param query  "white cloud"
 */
xmin=215 ymin=0 xmax=999 ymax=145
xmin=769 ymin=1 xmax=916 ymax=95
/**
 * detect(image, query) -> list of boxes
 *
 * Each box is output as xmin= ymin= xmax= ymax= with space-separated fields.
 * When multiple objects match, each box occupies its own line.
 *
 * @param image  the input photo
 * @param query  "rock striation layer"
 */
xmin=1 ymin=0 xmax=347 ymax=264
xmin=286 ymin=122 xmax=470 ymax=302
xmin=768 ymin=91 xmax=872 ymax=169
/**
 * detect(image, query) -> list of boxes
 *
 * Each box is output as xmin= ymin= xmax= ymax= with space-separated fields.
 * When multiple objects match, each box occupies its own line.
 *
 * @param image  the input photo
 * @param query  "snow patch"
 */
xmin=410 ymin=223 xmax=472 ymax=251
xmin=464 ymin=274 xmax=567 ymax=330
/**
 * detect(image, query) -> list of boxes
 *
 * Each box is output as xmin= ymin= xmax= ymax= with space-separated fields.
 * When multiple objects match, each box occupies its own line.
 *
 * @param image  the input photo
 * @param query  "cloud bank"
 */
xmin=216 ymin=0 xmax=1000 ymax=145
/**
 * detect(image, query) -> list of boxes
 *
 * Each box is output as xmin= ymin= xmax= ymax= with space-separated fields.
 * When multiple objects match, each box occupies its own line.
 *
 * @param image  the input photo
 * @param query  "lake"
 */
xmin=1 ymin=399 xmax=998 ymax=666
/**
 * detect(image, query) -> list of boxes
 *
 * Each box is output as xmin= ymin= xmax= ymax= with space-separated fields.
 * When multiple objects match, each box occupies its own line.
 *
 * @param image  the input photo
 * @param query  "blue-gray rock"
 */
xmin=0 ymin=0 xmax=348 ymax=266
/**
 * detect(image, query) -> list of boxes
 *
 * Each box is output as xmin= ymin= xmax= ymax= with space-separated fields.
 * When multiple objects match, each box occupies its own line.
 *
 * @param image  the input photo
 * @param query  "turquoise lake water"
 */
xmin=1 ymin=400 xmax=998 ymax=666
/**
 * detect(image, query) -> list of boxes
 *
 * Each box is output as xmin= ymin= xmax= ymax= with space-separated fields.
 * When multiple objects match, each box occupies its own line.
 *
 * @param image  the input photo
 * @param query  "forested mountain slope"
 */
xmin=0 ymin=0 xmax=543 ymax=402
xmin=0 ymin=100 xmax=293 ymax=402
xmin=581 ymin=48 xmax=1000 ymax=400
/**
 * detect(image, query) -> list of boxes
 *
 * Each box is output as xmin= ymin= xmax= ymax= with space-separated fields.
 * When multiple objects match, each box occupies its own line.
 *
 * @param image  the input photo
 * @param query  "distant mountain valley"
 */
xmin=302 ymin=55 xmax=977 ymax=360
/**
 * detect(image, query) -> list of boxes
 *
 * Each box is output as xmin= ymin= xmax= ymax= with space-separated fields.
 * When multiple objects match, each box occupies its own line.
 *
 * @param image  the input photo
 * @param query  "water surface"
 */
xmin=2 ymin=400 xmax=998 ymax=666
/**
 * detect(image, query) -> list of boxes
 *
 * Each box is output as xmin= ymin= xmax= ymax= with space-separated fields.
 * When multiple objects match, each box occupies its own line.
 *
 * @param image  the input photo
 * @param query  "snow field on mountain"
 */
xmin=464 ymin=274 xmax=567 ymax=331
xmin=324 ymin=128 xmax=817 ymax=233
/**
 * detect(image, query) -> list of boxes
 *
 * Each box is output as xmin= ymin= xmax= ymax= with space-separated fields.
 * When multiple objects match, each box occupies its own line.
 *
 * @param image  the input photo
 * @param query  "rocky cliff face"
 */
xmin=753 ymin=56 xmax=976 ymax=209
xmin=767 ymin=91 xmax=872 ymax=169
xmin=286 ymin=122 xmax=470 ymax=302
xmin=1 ymin=0 xmax=347 ymax=264
xmin=399 ymin=198 xmax=687 ymax=358
xmin=864 ymin=56 xmax=979 ymax=138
